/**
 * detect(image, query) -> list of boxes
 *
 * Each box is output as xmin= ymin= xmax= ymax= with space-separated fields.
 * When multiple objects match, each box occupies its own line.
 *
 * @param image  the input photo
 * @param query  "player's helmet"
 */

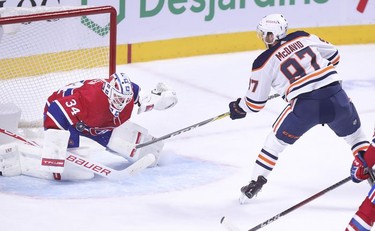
xmin=256 ymin=14 xmax=288 ymax=47
xmin=102 ymin=72 xmax=134 ymax=117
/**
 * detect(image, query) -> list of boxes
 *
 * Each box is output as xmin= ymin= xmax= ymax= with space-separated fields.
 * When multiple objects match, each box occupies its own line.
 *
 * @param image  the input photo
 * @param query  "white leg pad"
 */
xmin=40 ymin=129 xmax=70 ymax=173
xmin=0 ymin=142 xmax=22 ymax=177
xmin=19 ymin=144 xmax=56 ymax=180
xmin=18 ymin=144 xmax=94 ymax=181
xmin=0 ymin=142 xmax=94 ymax=181
xmin=107 ymin=121 xmax=163 ymax=167
xmin=0 ymin=143 xmax=55 ymax=179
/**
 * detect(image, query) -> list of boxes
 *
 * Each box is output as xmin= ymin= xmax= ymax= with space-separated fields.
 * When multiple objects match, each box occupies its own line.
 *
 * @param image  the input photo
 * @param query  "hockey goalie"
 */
xmin=0 ymin=72 xmax=178 ymax=181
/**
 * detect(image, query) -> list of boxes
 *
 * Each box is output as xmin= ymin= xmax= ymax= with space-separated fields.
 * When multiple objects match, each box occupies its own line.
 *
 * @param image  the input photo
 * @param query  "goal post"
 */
xmin=0 ymin=5 xmax=117 ymax=128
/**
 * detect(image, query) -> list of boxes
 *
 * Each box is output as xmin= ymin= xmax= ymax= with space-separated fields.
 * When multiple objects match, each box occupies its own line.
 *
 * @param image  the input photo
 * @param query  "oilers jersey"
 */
xmin=239 ymin=31 xmax=341 ymax=113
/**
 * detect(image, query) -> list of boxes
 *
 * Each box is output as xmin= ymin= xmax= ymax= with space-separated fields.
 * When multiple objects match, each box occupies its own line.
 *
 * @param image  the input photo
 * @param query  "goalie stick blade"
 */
xmin=95 ymin=154 xmax=156 ymax=181
xmin=121 ymin=154 xmax=155 ymax=176
xmin=220 ymin=217 xmax=243 ymax=231
xmin=51 ymin=152 xmax=155 ymax=181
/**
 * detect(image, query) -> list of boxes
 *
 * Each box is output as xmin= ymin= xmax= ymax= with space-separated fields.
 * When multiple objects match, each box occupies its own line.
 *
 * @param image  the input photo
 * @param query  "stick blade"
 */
xmin=109 ymin=153 xmax=156 ymax=180
xmin=124 ymin=153 xmax=156 ymax=176
xmin=221 ymin=216 xmax=243 ymax=231
xmin=239 ymin=193 xmax=250 ymax=204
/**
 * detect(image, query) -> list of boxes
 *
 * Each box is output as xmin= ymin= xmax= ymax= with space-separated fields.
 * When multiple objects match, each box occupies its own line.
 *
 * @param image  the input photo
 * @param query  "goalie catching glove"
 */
xmin=137 ymin=82 xmax=178 ymax=114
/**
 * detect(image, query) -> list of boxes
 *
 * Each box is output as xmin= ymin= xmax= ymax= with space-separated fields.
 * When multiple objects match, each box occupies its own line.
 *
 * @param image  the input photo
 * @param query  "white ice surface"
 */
xmin=0 ymin=44 xmax=374 ymax=231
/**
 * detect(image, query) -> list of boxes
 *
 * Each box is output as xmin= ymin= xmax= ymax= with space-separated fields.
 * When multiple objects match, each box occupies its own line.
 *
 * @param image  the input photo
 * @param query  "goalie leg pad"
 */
xmin=18 ymin=143 xmax=56 ymax=180
xmin=0 ymin=142 xmax=22 ymax=177
xmin=40 ymin=129 xmax=70 ymax=173
xmin=107 ymin=121 xmax=163 ymax=167
xmin=107 ymin=121 xmax=147 ymax=161
xmin=18 ymin=144 xmax=94 ymax=181
xmin=0 ymin=143 xmax=57 ymax=180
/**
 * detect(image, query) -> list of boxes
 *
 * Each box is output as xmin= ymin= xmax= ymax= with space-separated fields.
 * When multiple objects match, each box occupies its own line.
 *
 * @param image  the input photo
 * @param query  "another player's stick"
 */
xmin=221 ymin=176 xmax=351 ymax=231
xmin=366 ymin=164 xmax=375 ymax=185
xmin=357 ymin=0 xmax=368 ymax=13
xmin=0 ymin=128 xmax=155 ymax=180
xmin=136 ymin=93 xmax=281 ymax=149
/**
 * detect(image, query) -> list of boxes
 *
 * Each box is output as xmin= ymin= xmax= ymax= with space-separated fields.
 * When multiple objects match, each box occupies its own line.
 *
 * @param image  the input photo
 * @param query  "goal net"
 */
xmin=0 ymin=5 xmax=117 ymax=128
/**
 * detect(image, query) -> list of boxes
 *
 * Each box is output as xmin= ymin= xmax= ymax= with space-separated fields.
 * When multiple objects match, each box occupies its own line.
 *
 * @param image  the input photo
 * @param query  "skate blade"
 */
xmin=238 ymin=193 xmax=249 ymax=204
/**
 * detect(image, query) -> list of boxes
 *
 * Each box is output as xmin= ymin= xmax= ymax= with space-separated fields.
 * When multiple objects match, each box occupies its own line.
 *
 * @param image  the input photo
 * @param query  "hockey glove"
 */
xmin=138 ymin=83 xmax=178 ymax=114
xmin=229 ymin=98 xmax=246 ymax=120
xmin=351 ymin=151 xmax=370 ymax=183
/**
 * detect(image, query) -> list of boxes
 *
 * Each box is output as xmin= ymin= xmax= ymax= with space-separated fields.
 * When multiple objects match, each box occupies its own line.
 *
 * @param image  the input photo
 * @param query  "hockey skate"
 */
xmin=239 ymin=175 xmax=267 ymax=204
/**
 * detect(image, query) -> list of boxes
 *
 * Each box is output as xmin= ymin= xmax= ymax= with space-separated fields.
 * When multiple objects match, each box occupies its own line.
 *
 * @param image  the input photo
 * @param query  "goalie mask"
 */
xmin=102 ymin=73 xmax=134 ymax=117
xmin=256 ymin=14 xmax=288 ymax=48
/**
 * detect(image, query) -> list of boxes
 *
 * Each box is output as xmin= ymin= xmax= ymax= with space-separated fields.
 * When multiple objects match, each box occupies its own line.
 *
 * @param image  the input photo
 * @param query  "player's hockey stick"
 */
xmin=137 ymin=111 xmax=230 ymax=148
xmin=136 ymin=93 xmax=281 ymax=149
xmin=0 ymin=128 xmax=155 ymax=180
xmin=366 ymin=165 xmax=375 ymax=185
xmin=357 ymin=0 xmax=368 ymax=13
xmin=221 ymin=176 xmax=351 ymax=231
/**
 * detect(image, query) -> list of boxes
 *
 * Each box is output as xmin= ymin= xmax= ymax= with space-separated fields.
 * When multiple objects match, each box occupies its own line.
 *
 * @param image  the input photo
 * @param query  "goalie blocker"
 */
xmin=107 ymin=121 xmax=164 ymax=167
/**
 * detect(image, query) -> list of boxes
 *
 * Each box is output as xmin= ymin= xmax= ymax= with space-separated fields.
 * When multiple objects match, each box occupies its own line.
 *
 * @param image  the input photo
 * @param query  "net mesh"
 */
xmin=0 ymin=6 xmax=116 ymax=127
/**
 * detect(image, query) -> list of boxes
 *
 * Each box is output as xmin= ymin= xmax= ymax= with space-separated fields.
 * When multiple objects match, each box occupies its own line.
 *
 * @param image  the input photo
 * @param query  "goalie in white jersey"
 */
xmin=228 ymin=14 xmax=370 ymax=203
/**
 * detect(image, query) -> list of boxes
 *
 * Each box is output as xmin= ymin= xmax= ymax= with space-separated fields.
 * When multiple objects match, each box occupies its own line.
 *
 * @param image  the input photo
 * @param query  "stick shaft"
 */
xmin=357 ymin=0 xmax=368 ymax=13
xmin=136 ymin=93 xmax=280 ymax=149
xmin=248 ymin=176 xmax=351 ymax=231
xmin=136 ymin=112 xmax=229 ymax=148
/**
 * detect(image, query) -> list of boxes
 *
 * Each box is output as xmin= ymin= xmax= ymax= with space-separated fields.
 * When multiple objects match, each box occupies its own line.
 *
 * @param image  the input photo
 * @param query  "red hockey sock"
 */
xmin=356 ymin=197 xmax=375 ymax=227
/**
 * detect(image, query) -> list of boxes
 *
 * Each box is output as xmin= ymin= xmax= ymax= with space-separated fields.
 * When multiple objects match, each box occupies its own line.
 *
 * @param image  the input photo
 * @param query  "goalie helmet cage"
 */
xmin=0 ymin=5 xmax=117 ymax=128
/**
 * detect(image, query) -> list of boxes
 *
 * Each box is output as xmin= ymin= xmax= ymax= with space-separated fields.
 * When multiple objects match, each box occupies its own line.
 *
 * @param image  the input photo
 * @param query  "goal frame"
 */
xmin=0 ymin=5 xmax=118 ymax=128
xmin=0 ymin=5 xmax=117 ymax=77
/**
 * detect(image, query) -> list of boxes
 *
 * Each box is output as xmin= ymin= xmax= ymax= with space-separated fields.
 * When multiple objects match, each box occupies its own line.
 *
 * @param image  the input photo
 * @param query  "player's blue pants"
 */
xmin=273 ymin=81 xmax=362 ymax=144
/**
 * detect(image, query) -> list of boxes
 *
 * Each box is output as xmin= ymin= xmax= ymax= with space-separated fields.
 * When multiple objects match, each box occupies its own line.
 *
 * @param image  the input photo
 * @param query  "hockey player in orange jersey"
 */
xmin=227 ymin=14 xmax=369 ymax=203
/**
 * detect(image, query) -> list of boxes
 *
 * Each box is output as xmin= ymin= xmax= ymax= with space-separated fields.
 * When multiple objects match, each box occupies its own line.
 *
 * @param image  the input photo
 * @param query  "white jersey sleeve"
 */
xmin=309 ymin=34 xmax=340 ymax=66
xmin=239 ymin=30 xmax=341 ymax=113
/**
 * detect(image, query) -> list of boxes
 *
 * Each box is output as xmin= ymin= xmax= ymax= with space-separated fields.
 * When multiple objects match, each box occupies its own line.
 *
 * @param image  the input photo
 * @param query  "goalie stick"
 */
xmin=136 ymin=93 xmax=281 ymax=149
xmin=221 ymin=176 xmax=351 ymax=231
xmin=0 ymin=128 xmax=155 ymax=180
